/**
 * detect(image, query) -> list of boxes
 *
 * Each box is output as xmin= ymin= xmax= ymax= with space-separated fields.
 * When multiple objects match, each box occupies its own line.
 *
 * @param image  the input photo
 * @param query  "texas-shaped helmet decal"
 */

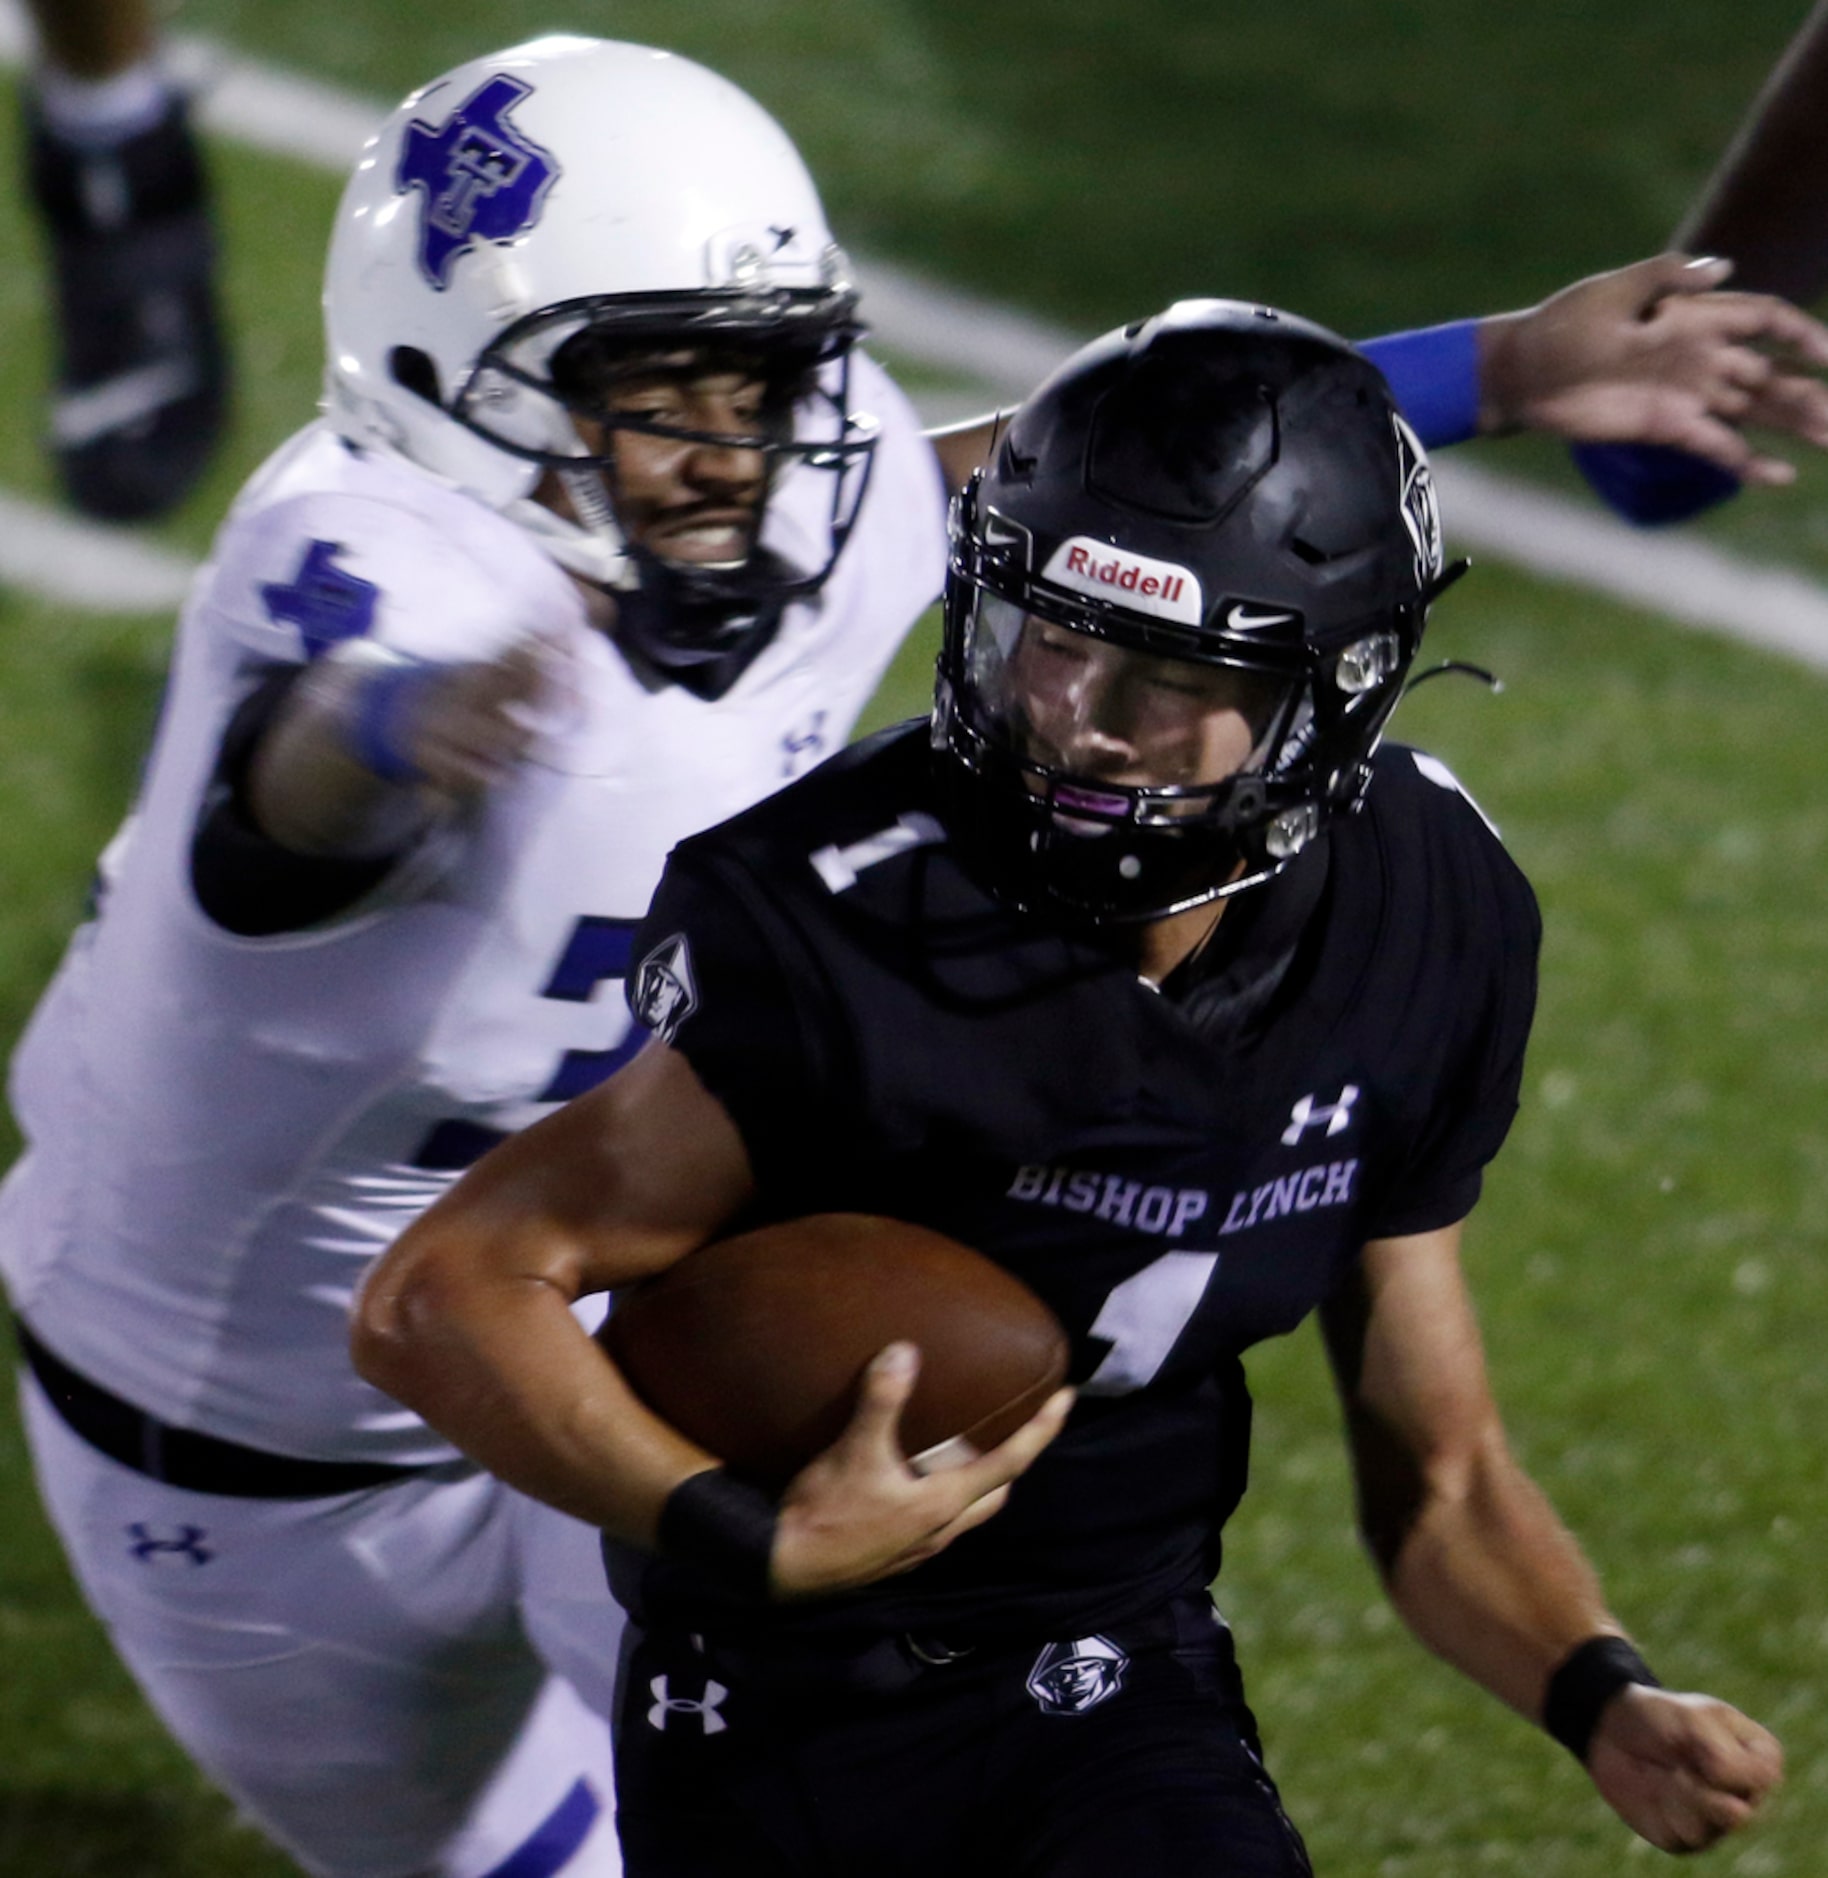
xmin=395 ymin=74 xmax=559 ymax=290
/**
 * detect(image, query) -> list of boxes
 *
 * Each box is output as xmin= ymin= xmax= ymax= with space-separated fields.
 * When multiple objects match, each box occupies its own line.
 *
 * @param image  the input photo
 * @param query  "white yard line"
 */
xmin=0 ymin=492 xmax=197 ymax=612
xmin=4 ymin=3 xmax=1828 ymax=670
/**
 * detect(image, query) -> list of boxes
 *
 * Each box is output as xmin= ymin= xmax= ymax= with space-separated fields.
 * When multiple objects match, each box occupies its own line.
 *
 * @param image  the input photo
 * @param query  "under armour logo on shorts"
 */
xmin=127 ymin=1522 xmax=214 ymax=1567
xmin=647 ymin=1674 xmax=728 ymax=1734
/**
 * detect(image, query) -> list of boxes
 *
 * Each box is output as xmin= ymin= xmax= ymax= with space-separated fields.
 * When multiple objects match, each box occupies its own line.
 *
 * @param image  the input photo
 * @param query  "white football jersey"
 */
xmin=0 ymin=351 xmax=946 ymax=1464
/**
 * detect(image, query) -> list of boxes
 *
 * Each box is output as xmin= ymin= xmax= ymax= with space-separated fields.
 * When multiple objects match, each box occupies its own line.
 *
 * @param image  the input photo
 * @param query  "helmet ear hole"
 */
xmin=388 ymin=346 xmax=442 ymax=409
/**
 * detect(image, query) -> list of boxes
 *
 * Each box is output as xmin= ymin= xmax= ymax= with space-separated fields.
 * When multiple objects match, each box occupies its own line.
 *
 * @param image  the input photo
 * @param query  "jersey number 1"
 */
xmin=1081 ymin=1250 xmax=1221 ymax=1395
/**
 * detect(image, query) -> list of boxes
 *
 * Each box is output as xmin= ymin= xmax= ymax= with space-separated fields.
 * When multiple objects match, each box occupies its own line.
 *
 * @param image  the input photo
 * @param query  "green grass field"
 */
xmin=5 ymin=3 xmax=1828 ymax=1872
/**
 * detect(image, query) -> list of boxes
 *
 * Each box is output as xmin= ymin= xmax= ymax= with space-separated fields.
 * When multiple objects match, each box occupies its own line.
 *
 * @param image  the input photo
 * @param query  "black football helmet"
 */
xmin=932 ymin=298 xmax=1456 ymax=923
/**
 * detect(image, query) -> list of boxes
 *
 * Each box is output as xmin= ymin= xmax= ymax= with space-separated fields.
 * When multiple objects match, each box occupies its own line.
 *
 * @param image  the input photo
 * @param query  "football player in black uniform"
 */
xmin=356 ymin=303 xmax=1783 ymax=1874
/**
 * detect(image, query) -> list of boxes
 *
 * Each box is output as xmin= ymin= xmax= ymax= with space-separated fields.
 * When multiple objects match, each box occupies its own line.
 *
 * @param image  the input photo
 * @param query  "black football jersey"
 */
xmin=616 ymin=724 xmax=1540 ymax=1643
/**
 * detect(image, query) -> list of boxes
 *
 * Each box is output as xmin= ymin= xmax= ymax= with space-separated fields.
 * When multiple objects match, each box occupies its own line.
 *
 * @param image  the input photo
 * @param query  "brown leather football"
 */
xmin=600 ymin=1213 xmax=1070 ymax=1490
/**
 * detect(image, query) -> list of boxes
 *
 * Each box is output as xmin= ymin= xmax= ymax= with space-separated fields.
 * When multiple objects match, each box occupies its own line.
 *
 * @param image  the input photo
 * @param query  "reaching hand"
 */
xmin=769 ymin=1342 xmax=1074 ymax=1600
xmin=1479 ymin=252 xmax=1828 ymax=483
xmin=382 ymin=639 xmax=558 ymax=798
xmin=1586 ymin=1683 xmax=1783 ymax=1853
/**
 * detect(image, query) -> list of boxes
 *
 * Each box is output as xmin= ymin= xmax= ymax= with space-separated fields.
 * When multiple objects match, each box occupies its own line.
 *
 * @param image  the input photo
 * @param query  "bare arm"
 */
xmin=923 ymin=257 xmax=1828 ymax=496
xmin=354 ymin=1040 xmax=758 ymax=1539
xmin=1677 ymin=1 xmax=1828 ymax=305
xmin=354 ymin=1040 xmax=1070 ymax=1592
xmin=1322 ymin=1222 xmax=1782 ymax=1853
xmin=926 ymin=413 xmax=1009 ymax=496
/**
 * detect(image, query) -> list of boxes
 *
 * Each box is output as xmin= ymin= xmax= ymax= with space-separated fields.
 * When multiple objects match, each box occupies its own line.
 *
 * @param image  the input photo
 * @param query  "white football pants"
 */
xmin=20 ymin=1372 xmax=626 ymax=1878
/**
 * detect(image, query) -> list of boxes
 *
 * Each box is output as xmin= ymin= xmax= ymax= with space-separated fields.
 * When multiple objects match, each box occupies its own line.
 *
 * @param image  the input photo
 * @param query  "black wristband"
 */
xmin=657 ymin=1469 xmax=778 ymax=1603
xmin=1542 ymin=1635 xmax=1663 ymax=1763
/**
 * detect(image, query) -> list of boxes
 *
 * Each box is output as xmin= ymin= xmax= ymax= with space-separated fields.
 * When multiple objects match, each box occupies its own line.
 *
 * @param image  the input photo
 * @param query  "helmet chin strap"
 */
xmin=500 ymin=466 xmax=636 ymax=592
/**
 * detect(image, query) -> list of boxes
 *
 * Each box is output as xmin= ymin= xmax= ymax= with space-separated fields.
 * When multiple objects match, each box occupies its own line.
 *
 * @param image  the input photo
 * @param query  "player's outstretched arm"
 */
xmin=247 ymin=637 xmax=556 ymax=858
xmin=922 ymin=255 xmax=1828 ymax=497
xmin=1478 ymin=253 xmax=1828 ymax=483
xmin=1320 ymin=1222 xmax=1782 ymax=1853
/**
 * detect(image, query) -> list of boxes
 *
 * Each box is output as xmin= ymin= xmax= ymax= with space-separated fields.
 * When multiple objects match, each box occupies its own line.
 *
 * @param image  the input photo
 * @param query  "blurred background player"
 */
xmin=4 ymin=27 xmax=1826 ymax=1878
xmin=20 ymin=0 xmax=228 ymax=519
xmin=353 ymin=302 xmax=1784 ymax=1874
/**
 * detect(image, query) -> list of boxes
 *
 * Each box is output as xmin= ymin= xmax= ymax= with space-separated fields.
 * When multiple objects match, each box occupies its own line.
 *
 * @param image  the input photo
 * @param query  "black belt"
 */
xmin=15 ymin=1320 xmax=432 ymax=1499
xmin=675 ymin=1590 xmax=1231 ymax=1703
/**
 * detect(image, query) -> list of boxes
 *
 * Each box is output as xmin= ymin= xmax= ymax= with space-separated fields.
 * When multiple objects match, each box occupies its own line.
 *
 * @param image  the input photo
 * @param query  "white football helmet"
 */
xmin=323 ymin=35 xmax=876 ymax=693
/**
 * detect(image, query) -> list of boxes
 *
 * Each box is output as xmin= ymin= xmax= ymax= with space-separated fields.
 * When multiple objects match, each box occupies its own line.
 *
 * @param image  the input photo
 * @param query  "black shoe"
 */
xmin=26 ymin=90 xmax=229 ymax=522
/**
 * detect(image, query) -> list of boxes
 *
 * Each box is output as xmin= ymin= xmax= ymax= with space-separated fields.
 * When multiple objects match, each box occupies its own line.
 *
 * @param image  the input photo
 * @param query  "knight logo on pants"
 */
xmin=1042 ymin=537 xmax=1202 ymax=625
xmin=1026 ymin=1635 xmax=1129 ymax=1715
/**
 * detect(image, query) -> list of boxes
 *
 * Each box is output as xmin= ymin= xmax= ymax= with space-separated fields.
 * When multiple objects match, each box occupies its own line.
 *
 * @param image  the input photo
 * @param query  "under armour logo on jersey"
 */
xmin=1027 ymin=1636 xmax=1128 ymax=1716
xmin=127 ymin=1522 xmax=214 ymax=1567
xmin=397 ymin=75 xmax=558 ymax=289
xmin=260 ymin=540 xmax=379 ymax=657
xmin=647 ymin=1675 xmax=728 ymax=1734
xmin=630 ymin=933 xmax=698 ymax=1043
xmin=782 ymin=710 xmax=828 ymax=776
xmin=1281 ymin=1084 xmax=1360 ymax=1146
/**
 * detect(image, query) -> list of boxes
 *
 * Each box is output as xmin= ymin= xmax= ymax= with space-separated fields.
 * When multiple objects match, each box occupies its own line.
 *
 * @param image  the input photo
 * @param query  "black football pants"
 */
xmin=613 ymin=1592 xmax=1313 ymax=1877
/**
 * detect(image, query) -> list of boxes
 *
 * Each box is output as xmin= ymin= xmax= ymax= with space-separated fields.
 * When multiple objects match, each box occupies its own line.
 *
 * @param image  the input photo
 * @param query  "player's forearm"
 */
xmin=353 ymin=1216 xmax=714 ymax=1542
xmin=926 ymin=413 xmax=1006 ymax=495
xmin=1375 ymin=1421 xmax=1621 ymax=1724
xmin=1675 ymin=0 xmax=1828 ymax=305
xmin=247 ymin=657 xmax=439 ymax=858
xmin=356 ymin=1046 xmax=759 ymax=1537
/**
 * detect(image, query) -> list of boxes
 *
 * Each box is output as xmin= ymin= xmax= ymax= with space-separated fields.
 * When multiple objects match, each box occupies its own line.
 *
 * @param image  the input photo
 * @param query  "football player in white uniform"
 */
xmin=6 ymin=29 xmax=1828 ymax=1878
xmin=4 ymin=37 xmax=942 ymax=1878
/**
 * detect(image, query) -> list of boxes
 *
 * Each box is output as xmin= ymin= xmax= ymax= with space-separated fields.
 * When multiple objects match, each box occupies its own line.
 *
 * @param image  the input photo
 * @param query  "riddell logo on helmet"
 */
xmin=1043 ymin=538 xmax=1202 ymax=625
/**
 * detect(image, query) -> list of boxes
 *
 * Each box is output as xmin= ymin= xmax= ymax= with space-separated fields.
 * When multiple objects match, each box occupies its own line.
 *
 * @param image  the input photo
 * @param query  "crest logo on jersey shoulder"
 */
xmin=1042 ymin=538 xmax=1202 ymax=625
xmin=1027 ymin=1636 xmax=1129 ymax=1715
xmin=259 ymin=539 xmax=379 ymax=657
xmin=1393 ymin=414 xmax=1443 ymax=590
xmin=397 ymin=75 xmax=559 ymax=290
xmin=631 ymin=933 xmax=698 ymax=1043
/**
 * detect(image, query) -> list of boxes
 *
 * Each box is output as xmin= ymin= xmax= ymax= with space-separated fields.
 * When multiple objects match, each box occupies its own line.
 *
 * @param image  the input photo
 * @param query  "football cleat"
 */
xmin=26 ymin=89 xmax=229 ymax=522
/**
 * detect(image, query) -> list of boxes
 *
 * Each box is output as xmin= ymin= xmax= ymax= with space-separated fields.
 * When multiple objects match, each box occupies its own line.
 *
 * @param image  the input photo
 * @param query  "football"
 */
xmin=600 ymin=1213 xmax=1070 ymax=1490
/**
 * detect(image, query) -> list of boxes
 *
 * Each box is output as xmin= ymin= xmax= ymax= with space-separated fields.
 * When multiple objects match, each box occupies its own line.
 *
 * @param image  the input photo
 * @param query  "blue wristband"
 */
xmin=349 ymin=661 xmax=430 ymax=784
xmin=1360 ymin=320 xmax=1483 ymax=448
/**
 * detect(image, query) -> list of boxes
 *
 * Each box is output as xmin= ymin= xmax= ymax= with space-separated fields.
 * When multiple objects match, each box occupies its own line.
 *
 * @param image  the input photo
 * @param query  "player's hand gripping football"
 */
xmin=1478 ymin=251 xmax=1828 ymax=483
xmin=1586 ymin=1683 xmax=1783 ymax=1852
xmin=769 ymin=1342 xmax=1074 ymax=1600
